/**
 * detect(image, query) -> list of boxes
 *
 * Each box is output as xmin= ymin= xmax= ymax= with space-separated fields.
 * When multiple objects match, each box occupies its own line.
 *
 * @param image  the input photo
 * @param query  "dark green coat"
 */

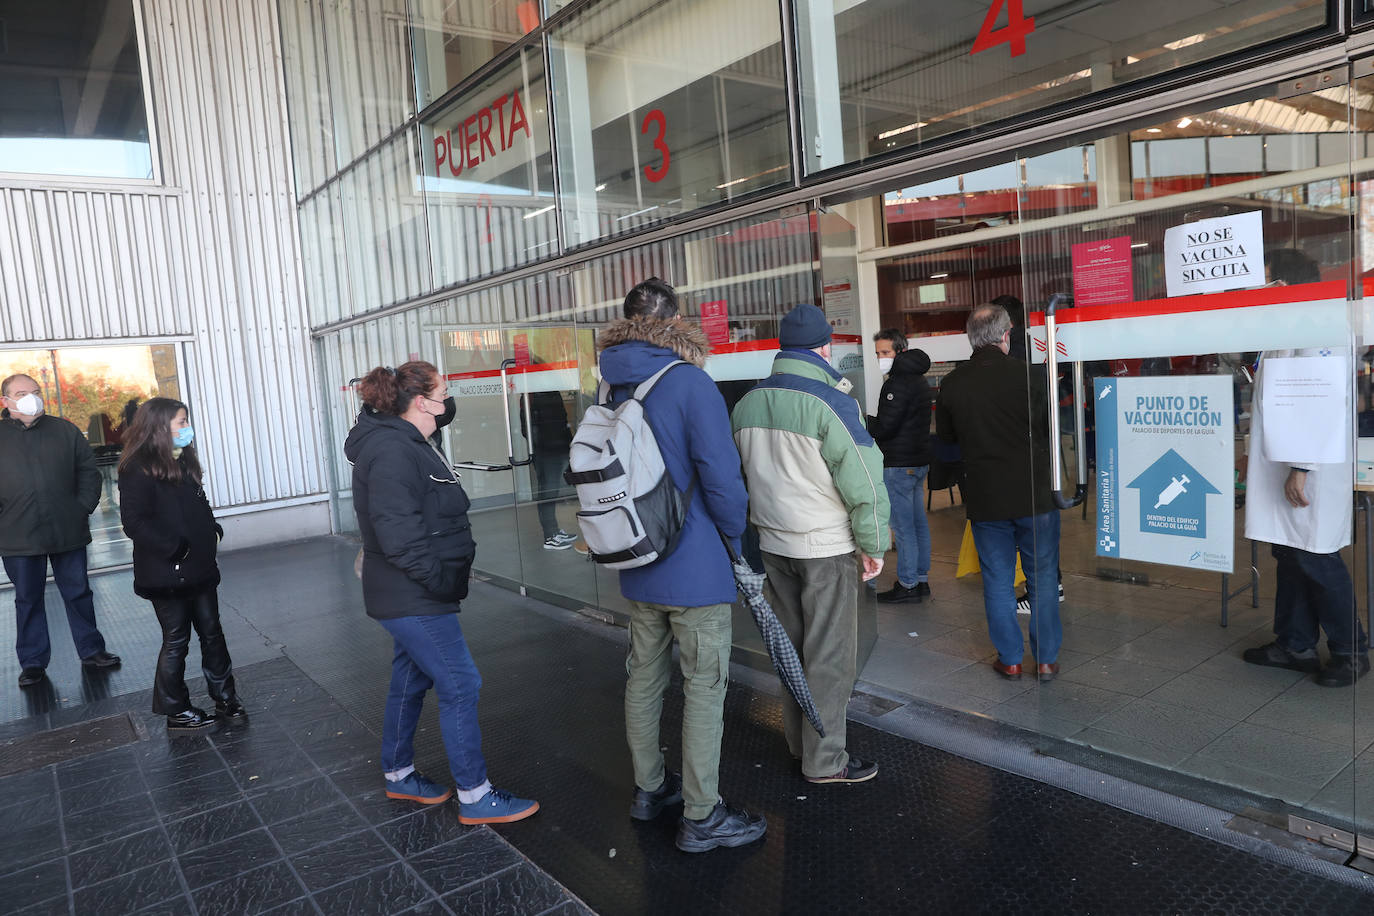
xmin=0 ymin=411 xmax=102 ymax=556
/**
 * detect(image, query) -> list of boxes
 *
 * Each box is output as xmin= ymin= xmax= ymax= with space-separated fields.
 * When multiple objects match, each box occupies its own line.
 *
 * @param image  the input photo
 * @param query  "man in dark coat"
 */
xmin=867 ymin=329 xmax=934 ymax=603
xmin=936 ymin=305 xmax=1063 ymax=682
xmin=0 ymin=374 xmax=121 ymax=688
xmin=598 ymin=277 xmax=766 ymax=854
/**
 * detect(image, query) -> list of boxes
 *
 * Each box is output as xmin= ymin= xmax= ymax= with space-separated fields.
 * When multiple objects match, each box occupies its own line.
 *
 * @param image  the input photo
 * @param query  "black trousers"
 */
xmin=150 ymin=588 xmax=237 ymax=715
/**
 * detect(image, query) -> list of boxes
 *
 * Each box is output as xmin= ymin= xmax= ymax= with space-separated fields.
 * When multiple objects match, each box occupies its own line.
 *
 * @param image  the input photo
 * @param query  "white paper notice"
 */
xmin=1163 ymin=211 xmax=1264 ymax=297
xmin=1260 ymin=355 xmax=1349 ymax=464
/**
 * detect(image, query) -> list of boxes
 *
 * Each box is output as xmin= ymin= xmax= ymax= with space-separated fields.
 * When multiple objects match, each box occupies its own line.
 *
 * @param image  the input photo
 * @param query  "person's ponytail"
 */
xmin=357 ymin=362 xmax=438 ymax=416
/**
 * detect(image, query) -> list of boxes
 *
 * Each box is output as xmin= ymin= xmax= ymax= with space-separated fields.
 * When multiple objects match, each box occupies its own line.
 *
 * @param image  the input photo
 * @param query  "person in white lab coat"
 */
xmin=1242 ymin=249 xmax=1369 ymax=687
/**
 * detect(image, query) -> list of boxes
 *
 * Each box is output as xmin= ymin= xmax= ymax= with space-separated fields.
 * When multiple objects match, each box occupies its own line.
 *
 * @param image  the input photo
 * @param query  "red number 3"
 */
xmin=641 ymin=109 xmax=670 ymax=183
xmin=971 ymin=0 xmax=1035 ymax=58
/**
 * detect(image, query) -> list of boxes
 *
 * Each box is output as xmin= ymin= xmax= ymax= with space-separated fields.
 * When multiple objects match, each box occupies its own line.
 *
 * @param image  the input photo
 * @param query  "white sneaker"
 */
xmin=543 ymin=536 xmax=572 ymax=550
xmin=553 ymin=530 xmax=578 ymax=544
xmin=1019 ymin=584 xmax=1063 ymax=613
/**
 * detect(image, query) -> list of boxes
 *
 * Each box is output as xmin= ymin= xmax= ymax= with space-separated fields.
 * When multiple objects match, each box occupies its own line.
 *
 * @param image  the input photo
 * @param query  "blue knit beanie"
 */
xmin=779 ymin=303 xmax=832 ymax=349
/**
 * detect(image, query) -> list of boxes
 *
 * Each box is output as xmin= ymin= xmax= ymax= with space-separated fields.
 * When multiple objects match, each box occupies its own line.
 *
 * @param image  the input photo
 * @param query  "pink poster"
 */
xmin=1071 ymin=236 xmax=1134 ymax=307
xmin=701 ymin=300 xmax=729 ymax=348
xmin=513 ymin=334 xmax=530 ymax=366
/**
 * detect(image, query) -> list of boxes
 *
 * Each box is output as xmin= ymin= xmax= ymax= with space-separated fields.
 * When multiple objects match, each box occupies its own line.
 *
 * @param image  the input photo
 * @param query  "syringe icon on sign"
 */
xmin=1154 ymin=474 xmax=1189 ymax=509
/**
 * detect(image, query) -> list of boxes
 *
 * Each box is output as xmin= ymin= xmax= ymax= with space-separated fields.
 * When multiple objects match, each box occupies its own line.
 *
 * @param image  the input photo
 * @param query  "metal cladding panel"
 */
xmin=132 ymin=0 xmax=324 ymax=509
xmin=0 ymin=186 xmax=195 ymax=341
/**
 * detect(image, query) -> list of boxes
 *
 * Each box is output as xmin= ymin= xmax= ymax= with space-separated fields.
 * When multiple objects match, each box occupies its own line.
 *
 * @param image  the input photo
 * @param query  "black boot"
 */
xmin=166 ymin=706 xmax=216 ymax=732
xmin=629 ymin=771 xmax=682 ymax=821
xmin=215 ymin=698 xmax=248 ymax=721
xmin=676 ymin=801 xmax=766 ymax=852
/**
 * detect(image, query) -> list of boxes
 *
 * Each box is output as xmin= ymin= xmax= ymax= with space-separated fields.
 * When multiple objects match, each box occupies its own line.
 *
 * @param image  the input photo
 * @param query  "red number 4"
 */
xmin=971 ymin=0 xmax=1035 ymax=58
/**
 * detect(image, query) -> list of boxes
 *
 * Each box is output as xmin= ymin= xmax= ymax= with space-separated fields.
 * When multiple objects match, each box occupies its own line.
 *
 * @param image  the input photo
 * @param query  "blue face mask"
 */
xmin=173 ymin=426 xmax=194 ymax=449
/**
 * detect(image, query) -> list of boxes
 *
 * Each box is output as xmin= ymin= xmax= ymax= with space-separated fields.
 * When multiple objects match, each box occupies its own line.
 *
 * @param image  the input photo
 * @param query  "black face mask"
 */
xmin=435 ymin=396 xmax=456 ymax=430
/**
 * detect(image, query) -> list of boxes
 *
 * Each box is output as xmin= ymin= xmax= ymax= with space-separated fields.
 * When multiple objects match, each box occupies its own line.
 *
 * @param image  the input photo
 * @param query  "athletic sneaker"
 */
xmin=384 ymin=771 xmax=452 ymax=805
xmin=804 ymin=755 xmax=878 ymax=784
xmin=543 ymin=535 xmax=573 ymax=550
xmin=458 ymin=788 xmax=540 ymax=825
xmin=1016 ymin=583 xmax=1065 ymax=614
xmin=553 ymin=530 xmax=578 ymax=544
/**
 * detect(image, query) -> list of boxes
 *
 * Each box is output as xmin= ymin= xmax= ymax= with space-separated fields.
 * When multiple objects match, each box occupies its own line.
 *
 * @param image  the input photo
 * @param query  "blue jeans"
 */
xmin=884 ymin=466 xmax=931 ymax=587
xmin=1271 ymin=545 xmax=1369 ymax=658
xmin=970 ymin=512 xmax=1062 ymax=665
xmin=3 ymin=548 xmax=106 ymax=668
xmin=377 ymin=614 xmax=487 ymax=791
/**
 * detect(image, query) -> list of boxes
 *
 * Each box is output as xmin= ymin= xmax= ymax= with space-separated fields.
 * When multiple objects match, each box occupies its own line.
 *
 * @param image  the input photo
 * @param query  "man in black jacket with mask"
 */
xmin=0 ymin=374 xmax=121 ymax=688
xmin=867 ymin=330 xmax=934 ymax=603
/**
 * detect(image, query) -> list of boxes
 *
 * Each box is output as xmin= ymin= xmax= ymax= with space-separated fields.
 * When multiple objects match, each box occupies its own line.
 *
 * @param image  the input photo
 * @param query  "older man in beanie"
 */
xmin=731 ymin=304 xmax=889 ymax=784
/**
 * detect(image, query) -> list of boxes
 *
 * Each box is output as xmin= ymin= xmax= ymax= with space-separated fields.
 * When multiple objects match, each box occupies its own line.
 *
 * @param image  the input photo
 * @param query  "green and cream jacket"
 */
xmin=731 ymin=348 xmax=889 ymax=560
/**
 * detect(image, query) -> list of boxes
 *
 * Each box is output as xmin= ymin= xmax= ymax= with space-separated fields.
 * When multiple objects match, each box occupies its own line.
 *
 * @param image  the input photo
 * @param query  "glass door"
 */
xmin=1015 ymin=82 xmax=1364 ymax=837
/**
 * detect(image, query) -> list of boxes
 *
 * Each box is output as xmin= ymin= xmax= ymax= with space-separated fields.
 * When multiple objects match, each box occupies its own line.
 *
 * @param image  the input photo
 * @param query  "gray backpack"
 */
xmin=564 ymin=361 xmax=692 ymax=569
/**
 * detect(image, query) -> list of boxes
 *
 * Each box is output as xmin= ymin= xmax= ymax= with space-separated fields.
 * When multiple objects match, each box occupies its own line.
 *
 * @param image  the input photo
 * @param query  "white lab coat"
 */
xmin=1244 ymin=348 xmax=1352 ymax=554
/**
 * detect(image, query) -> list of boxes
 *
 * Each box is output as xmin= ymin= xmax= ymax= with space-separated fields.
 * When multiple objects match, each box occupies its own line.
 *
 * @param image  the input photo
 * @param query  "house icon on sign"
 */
xmin=1125 ymin=449 xmax=1220 ymax=540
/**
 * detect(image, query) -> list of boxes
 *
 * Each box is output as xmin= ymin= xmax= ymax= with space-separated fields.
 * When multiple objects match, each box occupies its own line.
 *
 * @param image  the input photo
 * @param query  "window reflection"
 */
xmin=0 ymin=344 xmax=180 ymax=576
xmin=0 ymin=0 xmax=152 ymax=180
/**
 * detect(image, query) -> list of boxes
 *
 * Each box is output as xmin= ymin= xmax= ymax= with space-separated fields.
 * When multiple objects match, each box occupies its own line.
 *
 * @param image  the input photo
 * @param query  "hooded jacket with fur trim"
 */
xmin=597 ymin=317 xmax=747 ymax=607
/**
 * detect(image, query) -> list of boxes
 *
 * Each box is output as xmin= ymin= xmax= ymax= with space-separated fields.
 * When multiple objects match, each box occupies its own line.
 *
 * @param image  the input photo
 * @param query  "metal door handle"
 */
xmin=1045 ymin=293 xmax=1087 ymax=509
xmin=499 ymin=358 xmax=534 ymax=469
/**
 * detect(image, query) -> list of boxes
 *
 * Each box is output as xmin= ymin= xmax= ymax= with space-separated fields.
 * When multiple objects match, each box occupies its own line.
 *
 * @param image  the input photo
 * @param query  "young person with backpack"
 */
xmin=588 ymin=277 xmax=766 ymax=853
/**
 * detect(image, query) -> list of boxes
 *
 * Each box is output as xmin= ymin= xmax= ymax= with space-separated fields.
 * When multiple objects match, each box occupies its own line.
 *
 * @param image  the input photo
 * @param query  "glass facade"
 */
xmin=420 ymin=47 xmax=555 ymax=285
xmin=281 ymin=0 xmax=1374 ymax=844
xmin=794 ymin=0 xmax=1332 ymax=173
xmin=0 ymin=0 xmax=153 ymax=180
xmin=548 ymin=0 xmax=791 ymax=247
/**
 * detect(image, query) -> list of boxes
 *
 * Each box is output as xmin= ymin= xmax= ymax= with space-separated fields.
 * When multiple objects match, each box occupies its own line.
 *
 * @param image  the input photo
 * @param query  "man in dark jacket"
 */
xmin=598 ymin=277 xmax=766 ymax=853
xmin=936 ymin=305 xmax=1063 ymax=682
xmin=867 ymin=329 xmax=934 ymax=603
xmin=0 ymin=374 xmax=121 ymax=688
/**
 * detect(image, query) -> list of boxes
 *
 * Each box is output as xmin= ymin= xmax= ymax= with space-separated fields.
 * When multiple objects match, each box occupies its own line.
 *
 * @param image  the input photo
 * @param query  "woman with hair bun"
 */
xmin=343 ymin=361 xmax=538 ymax=824
xmin=118 ymin=397 xmax=243 ymax=732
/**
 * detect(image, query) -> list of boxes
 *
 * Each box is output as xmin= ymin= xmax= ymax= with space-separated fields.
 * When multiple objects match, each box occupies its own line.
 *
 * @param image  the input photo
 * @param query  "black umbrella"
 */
xmin=724 ymin=539 xmax=826 ymax=738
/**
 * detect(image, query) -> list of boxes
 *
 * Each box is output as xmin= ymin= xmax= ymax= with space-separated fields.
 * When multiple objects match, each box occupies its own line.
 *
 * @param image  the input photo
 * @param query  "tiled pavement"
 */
xmin=0 ymin=656 xmax=588 ymax=916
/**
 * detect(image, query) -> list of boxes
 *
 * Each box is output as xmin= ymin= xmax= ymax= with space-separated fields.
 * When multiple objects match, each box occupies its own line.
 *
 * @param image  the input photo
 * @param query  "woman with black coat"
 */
xmin=344 ymin=361 xmax=538 ymax=825
xmin=118 ymin=398 xmax=244 ymax=732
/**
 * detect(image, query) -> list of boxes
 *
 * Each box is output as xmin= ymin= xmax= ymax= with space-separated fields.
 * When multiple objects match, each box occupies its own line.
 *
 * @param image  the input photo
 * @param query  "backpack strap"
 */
xmin=631 ymin=360 xmax=688 ymax=402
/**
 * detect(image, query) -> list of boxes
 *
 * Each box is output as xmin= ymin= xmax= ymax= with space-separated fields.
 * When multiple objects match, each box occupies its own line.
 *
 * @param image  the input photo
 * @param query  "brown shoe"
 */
xmin=993 ymin=660 xmax=1022 ymax=679
xmin=1036 ymin=662 xmax=1059 ymax=682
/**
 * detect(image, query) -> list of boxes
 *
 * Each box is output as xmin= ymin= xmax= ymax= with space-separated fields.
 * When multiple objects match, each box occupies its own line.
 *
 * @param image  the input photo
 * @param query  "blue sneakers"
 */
xmin=384 ymin=771 xmax=453 ymax=805
xmin=458 ymin=788 xmax=540 ymax=825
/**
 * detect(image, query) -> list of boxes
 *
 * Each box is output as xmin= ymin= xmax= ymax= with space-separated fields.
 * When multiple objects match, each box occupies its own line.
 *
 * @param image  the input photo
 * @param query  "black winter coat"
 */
xmin=519 ymin=390 xmax=572 ymax=455
xmin=935 ymin=346 xmax=1055 ymax=522
xmin=866 ymin=348 xmax=933 ymax=468
xmin=118 ymin=458 xmax=222 ymax=599
xmin=344 ymin=408 xmax=476 ymax=620
xmin=0 ymin=412 xmax=102 ymax=556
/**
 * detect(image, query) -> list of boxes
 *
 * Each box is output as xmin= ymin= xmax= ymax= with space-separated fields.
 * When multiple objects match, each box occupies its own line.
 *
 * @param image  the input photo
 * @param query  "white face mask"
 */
xmin=877 ymin=357 xmax=894 ymax=374
xmin=11 ymin=393 xmax=42 ymax=416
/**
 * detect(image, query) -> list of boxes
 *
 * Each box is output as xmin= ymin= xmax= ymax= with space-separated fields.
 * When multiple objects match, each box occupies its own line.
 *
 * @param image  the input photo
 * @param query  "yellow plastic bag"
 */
xmin=954 ymin=521 xmax=1026 ymax=587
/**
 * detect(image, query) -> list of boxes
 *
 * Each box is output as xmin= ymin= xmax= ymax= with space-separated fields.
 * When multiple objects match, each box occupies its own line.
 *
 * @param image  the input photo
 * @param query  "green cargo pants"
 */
xmin=624 ymin=600 xmax=732 ymax=820
xmin=761 ymin=551 xmax=858 ymax=779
